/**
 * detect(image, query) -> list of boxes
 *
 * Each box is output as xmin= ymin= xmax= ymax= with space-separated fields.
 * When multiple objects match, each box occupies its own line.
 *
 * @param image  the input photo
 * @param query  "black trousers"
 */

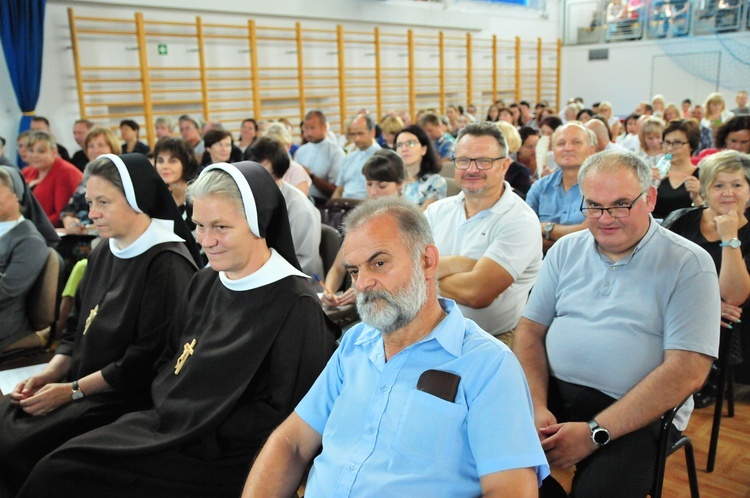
xmin=540 ymin=378 xmax=679 ymax=498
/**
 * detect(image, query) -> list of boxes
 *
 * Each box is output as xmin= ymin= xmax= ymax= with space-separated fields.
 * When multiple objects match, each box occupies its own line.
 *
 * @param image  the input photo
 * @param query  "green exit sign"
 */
xmin=158 ymin=44 xmax=168 ymax=55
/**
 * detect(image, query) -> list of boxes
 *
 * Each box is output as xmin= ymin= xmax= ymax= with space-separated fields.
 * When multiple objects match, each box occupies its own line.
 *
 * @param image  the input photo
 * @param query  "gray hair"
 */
xmin=343 ymin=197 xmax=434 ymax=264
xmin=155 ymin=116 xmax=175 ymax=131
xmin=187 ymin=169 xmax=245 ymax=217
xmin=578 ymin=150 xmax=652 ymax=192
xmin=698 ymin=149 xmax=750 ymax=200
xmin=0 ymin=167 xmax=13 ymax=191
xmin=553 ymin=121 xmax=597 ymax=148
xmin=456 ymin=121 xmax=509 ymax=157
xmin=84 ymin=157 xmax=124 ymax=196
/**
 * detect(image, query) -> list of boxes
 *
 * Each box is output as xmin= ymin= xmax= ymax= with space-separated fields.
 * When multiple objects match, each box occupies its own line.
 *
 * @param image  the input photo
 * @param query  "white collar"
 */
xmin=0 ymin=215 xmax=24 ymax=240
xmin=109 ymin=219 xmax=185 ymax=259
xmin=219 ymin=248 xmax=308 ymax=291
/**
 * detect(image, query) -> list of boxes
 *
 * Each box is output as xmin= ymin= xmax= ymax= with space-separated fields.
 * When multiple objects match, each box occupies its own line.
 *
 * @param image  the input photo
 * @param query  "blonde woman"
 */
xmin=61 ymin=127 xmax=122 ymax=235
xmin=597 ymin=101 xmax=620 ymax=138
xmin=635 ymin=116 xmax=666 ymax=168
xmin=262 ymin=122 xmax=311 ymax=195
xmin=663 ymin=103 xmax=681 ymax=122
xmin=496 ymin=121 xmax=533 ymax=197
xmin=701 ymin=92 xmax=734 ymax=150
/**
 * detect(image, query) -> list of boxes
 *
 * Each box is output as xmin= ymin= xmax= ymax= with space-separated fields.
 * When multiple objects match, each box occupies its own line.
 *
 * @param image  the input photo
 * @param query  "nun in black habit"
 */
xmin=0 ymin=154 xmax=200 ymax=496
xmin=17 ymin=162 xmax=339 ymax=498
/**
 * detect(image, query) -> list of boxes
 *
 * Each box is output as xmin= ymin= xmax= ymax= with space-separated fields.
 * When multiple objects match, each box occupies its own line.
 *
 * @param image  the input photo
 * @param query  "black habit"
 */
xmin=18 ymin=162 xmax=339 ymax=498
xmin=0 ymin=154 xmax=199 ymax=496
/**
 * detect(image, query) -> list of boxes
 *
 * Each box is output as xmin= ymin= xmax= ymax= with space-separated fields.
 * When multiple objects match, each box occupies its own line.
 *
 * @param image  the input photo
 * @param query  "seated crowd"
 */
xmin=0 ymin=88 xmax=748 ymax=497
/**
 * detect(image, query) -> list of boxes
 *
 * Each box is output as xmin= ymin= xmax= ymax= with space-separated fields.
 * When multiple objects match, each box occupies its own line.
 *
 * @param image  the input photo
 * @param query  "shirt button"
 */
xmin=380 ymin=385 xmax=388 ymax=392
xmin=368 ymin=426 xmax=376 ymax=433
xmin=610 ymin=266 xmax=615 ymax=271
xmin=349 ymin=463 xmax=356 ymax=471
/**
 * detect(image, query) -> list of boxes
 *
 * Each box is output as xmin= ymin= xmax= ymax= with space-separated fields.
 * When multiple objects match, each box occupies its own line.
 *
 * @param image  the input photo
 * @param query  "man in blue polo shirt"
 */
xmin=514 ymin=151 xmax=720 ymax=497
xmin=243 ymin=198 xmax=549 ymax=498
xmin=526 ymin=122 xmax=594 ymax=252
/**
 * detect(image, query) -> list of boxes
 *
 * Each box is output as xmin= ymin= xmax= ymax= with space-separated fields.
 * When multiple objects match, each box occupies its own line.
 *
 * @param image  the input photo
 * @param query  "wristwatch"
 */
xmin=545 ymin=222 xmax=556 ymax=241
xmin=719 ymin=238 xmax=741 ymax=249
xmin=587 ymin=419 xmax=611 ymax=447
xmin=71 ymin=380 xmax=85 ymax=401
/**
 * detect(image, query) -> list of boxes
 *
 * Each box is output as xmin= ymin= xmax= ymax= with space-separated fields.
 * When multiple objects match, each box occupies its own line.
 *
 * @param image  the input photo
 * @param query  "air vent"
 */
xmin=589 ymin=48 xmax=609 ymax=60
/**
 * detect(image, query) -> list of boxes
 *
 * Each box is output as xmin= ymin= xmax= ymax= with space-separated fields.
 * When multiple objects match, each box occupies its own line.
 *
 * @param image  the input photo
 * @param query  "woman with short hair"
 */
xmin=635 ymin=116 xmax=665 ymax=168
xmin=153 ymin=137 xmax=200 ymax=231
xmin=700 ymin=92 xmax=735 ymax=151
xmin=22 ymin=131 xmax=82 ymax=227
xmin=664 ymin=150 xmax=750 ymax=402
xmin=61 ymin=127 xmax=122 ymax=235
xmin=653 ymin=118 xmax=703 ymax=219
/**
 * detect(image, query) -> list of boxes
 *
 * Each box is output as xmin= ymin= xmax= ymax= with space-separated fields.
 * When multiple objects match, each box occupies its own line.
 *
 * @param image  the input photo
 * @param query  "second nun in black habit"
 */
xmin=18 ymin=162 xmax=340 ymax=498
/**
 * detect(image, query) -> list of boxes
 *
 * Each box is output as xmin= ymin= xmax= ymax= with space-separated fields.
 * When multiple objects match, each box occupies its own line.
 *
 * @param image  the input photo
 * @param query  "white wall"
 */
xmin=0 ymin=0 xmax=560 ymax=158
xmin=560 ymin=32 xmax=750 ymax=117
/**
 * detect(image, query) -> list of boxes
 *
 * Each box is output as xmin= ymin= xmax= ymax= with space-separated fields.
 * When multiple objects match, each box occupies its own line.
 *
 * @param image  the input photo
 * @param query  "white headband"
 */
xmin=200 ymin=163 xmax=260 ymax=238
xmin=99 ymin=154 xmax=143 ymax=213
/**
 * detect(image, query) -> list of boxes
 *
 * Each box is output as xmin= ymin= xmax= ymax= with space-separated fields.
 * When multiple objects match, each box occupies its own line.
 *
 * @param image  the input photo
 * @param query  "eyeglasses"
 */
xmin=452 ymin=156 xmax=507 ymax=170
xmin=396 ymin=140 xmax=419 ymax=149
xmin=580 ymin=191 xmax=646 ymax=219
xmin=662 ymin=140 xmax=689 ymax=149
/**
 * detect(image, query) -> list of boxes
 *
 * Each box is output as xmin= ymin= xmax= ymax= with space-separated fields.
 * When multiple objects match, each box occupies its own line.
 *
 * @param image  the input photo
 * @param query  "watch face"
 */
xmin=72 ymin=390 xmax=84 ymax=400
xmin=593 ymin=428 xmax=610 ymax=445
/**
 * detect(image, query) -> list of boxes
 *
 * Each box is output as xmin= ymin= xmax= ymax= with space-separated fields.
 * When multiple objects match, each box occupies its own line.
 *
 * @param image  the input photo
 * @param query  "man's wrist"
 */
xmin=545 ymin=222 xmax=556 ymax=241
xmin=587 ymin=418 xmax=611 ymax=447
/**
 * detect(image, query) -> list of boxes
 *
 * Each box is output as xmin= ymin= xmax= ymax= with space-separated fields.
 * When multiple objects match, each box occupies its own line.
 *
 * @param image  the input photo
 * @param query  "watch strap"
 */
xmin=720 ymin=238 xmax=741 ymax=248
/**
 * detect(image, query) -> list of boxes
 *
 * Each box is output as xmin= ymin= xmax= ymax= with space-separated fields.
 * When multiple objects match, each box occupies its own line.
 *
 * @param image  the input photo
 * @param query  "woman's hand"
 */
xmin=684 ymin=175 xmax=702 ymax=205
xmin=17 ymin=383 xmax=74 ymax=416
xmin=650 ymin=167 xmax=661 ymax=182
xmin=9 ymin=372 xmax=57 ymax=404
xmin=714 ymin=210 xmax=740 ymax=242
xmin=62 ymin=215 xmax=88 ymax=235
xmin=720 ymin=302 xmax=742 ymax=329
xmin=321 ymin=288 xmax=356 ymax=308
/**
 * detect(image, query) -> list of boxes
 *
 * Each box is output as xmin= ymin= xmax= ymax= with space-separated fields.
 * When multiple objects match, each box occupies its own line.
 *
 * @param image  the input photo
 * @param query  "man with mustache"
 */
xmin=243 ymin=198 xmax=549 ymax=497
xmin=526 ymin=122 xmax=595 ymax=252
xmin=424 ymin=121 xmax=542 ymax=346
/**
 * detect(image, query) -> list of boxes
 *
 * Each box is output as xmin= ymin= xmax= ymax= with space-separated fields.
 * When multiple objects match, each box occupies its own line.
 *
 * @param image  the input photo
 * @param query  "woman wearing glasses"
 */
xmin=653 ymin=119 xmax=702 ymax=219
xmin=663 ymin=150 xmax=750 ymax=406
xmin=394 ymin=125 xmax=447 ymax=210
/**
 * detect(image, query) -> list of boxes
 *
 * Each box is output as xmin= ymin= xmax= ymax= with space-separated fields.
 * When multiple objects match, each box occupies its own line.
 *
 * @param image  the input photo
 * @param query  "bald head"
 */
xmin=586 ymin=119 xmax=610 ymax=152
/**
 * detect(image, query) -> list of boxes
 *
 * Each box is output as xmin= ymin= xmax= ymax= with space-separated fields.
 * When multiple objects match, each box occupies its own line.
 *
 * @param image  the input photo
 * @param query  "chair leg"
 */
xmin=706 ymin=332 xmax=731 ymax=472
xmin=726 ymin=365 xmax=735 ymax=418
xmin=684 ymin=440 xmax=700 ymax=498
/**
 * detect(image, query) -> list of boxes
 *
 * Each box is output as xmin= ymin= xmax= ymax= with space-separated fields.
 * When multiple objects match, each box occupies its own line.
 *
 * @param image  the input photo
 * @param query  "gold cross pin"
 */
xmin=83 ymin=305 xmax=99 ymax=335
xmin=174 ymin=338 xmax=197 ymax=375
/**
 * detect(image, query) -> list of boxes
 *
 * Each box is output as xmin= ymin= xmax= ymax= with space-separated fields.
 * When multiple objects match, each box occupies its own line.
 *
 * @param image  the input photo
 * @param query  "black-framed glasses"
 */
xmin=452 ymin=156 xmax=507 ymax=170
xmin=662 ymin=140 xmax=689 ymax=149
xmin=580 ymin=191 xmax=647 ymax=219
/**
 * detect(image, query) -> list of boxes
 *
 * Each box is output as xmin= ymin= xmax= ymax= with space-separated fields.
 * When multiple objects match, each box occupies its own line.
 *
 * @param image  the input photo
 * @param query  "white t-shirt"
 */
xmin=425 ymin=183 xmax=543 ymax=334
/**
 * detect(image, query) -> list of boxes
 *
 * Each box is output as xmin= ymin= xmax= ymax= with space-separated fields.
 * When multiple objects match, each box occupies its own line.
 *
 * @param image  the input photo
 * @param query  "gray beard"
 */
xmin=356 ymin=263 xmax=428 ymax=335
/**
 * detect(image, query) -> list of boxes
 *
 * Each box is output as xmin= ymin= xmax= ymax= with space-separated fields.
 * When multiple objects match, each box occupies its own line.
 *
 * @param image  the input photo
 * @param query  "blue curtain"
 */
xmin=0 ymin=0 xmax=46 ymax=165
